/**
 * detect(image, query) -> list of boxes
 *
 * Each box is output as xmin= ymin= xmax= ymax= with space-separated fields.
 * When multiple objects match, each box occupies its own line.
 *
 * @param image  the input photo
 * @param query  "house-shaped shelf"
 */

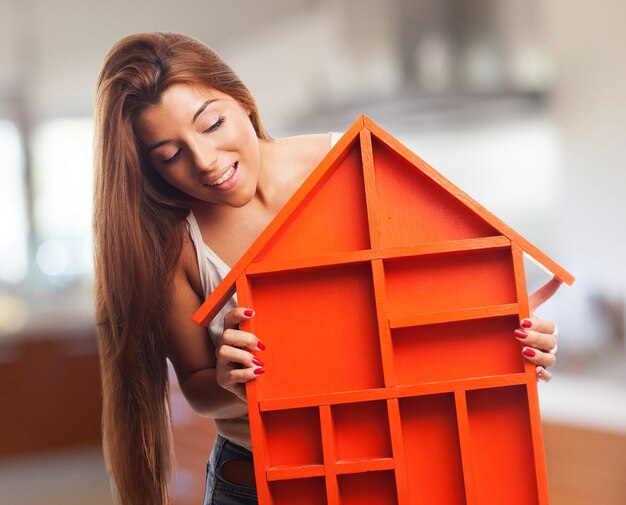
xmin=193 ymin=115 xmax=574 ymax=505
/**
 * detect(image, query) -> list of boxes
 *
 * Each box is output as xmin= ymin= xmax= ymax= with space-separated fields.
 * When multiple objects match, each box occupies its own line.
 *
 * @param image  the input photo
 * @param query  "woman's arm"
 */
xmin=165 ymin=244 xmax=264 ymax=418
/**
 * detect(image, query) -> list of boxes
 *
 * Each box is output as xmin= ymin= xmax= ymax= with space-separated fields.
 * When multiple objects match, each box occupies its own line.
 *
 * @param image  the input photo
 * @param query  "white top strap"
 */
xmin=185 ymin=211 xmax=215 ymax=298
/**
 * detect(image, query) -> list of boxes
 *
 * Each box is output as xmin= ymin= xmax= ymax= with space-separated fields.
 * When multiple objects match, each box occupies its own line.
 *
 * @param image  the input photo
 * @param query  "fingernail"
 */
xmin=521 ymin=319 xmax=532 ymax=328
xmin=514 ymin=329 xmax=528 ymax=339
xmin=244 ymin=309 xmax=254 ymax=317
xmin=257 ymin=340 xmax=266 ymax=351
xmin=254 ymin=368 xmax=266 ymax=375
xmin=523 ymin=348 xmax=536 ymax=357
xmin=537 ymin=368 xmax=544 ymax=377
xmin=252 ymin=357 xmax=264 ymax=367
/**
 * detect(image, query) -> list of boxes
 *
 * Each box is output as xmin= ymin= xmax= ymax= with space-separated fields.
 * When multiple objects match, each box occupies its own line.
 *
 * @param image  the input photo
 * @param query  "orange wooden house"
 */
xmin=193 ymin=115 xmax=574 ymax=505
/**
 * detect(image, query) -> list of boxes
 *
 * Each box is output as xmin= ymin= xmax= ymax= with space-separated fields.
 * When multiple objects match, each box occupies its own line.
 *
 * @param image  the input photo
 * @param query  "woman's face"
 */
xmin=135 ymin=83 xmax=261 ymax=207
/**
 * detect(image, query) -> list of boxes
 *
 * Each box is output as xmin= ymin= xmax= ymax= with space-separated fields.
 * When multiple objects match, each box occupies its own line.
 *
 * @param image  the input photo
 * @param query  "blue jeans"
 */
xmin=203 ymin=435 xmax=258 ymax=505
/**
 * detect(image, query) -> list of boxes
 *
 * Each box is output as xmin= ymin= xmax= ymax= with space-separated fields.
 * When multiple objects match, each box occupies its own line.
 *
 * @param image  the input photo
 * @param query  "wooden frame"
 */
xmin=193 ymin=115 xmax=574 ymax=505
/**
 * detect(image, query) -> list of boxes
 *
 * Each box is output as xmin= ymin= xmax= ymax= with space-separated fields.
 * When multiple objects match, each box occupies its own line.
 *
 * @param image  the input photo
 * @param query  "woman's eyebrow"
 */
xmin=192 ymin=99 xmax=219 ymax=125
xmin=146 ymin=139 xmax=171 ymax=153
xmin=146 ymin=98 xmax=221 ymax=152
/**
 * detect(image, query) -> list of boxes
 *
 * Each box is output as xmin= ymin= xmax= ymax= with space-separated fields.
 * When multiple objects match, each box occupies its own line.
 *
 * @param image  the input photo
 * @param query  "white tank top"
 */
xmin=184 ymin=132 xmax=342 ymax=449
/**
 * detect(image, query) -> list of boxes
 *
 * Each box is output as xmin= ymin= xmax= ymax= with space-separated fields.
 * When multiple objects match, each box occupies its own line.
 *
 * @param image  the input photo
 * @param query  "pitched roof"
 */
xmin=193 ymin=115 xmax=574 ymax=326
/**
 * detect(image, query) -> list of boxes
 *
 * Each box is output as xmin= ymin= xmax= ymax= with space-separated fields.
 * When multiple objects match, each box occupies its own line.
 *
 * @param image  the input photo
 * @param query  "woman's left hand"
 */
xmin=515 ymin=276 xmax=562 ymax=383
xmin=514 ymin=315 xmax=558 ymax=382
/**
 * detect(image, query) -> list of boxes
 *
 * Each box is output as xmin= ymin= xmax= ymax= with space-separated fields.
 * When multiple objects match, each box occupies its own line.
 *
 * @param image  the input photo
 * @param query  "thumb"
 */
xmin=529 ymin=277 xmax=562 ymax=313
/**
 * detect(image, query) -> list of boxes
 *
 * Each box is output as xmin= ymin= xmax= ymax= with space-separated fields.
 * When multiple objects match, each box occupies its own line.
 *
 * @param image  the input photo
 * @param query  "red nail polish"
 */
xmin=521 ymin=320 xmax=532 ymax=328
xmin=244 ymin=309 xmax=254 ymax=317
xmin=523 ymin=348 xmax=536 ymax=357
xmin=514 ymin=329 xmax=528 ymax=339
xmin=537 ymin=368 xmax=544 ymax=377
xmin=254 ymin=368 xmax=266 ymax=375
xmin=252 ymin=357 xmax=264 ymax=367
xmin=257 ymin=340 xmax=266 ymax=351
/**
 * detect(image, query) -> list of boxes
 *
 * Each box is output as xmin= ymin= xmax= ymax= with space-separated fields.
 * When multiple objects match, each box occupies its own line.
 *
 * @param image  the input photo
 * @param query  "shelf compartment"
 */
xmin=466 ymin=385 xmax=539 ymax=504
xmin=372 ymin=135 xmax=499 ymax=248
xmin=261 ymin=407 xmax=323 ymax=468
xmin=269 ymin=477 xmax=328 ymax=505
xmin=332 ymin=400 xmax=392 ymax=461
xmin=384 ymin=248 xmax=517 ymax=320
xmin=249 ymin=263 xmax=384 ymax=400
xmin=399 ymin=393 xmax=467 ymax=505
xmin=392 ymin=316 xmax=525 ymax=386
xmin=338 ymin=470 xmax=398 ymax=505
xmin=254 ymin=140 xmax=370 ymax=264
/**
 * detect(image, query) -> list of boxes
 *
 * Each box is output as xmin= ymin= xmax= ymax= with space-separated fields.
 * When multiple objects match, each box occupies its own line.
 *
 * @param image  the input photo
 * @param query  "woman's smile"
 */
xmin=206 ymin=161 xmax=239 ymax=190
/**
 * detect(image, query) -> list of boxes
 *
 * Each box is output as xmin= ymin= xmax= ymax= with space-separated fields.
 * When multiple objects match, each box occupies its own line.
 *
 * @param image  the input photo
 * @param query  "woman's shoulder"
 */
xmin=273 ymin=133 xmax=332 ymax=176
xmin=177 ymin=230 xmax=204 ymax=300
xmin=280 ymin=132 xmax=333 ymax=159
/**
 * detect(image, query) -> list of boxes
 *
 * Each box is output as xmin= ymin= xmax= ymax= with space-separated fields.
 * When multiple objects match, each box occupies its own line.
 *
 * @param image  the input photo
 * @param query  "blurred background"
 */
xmin=1 ymin=0 xmax=624 ymax=504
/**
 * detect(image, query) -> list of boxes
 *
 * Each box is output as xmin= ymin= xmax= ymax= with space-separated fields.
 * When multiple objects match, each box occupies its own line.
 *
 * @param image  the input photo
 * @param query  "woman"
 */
xmin=93 ymin=32 xmax=559 ymax=505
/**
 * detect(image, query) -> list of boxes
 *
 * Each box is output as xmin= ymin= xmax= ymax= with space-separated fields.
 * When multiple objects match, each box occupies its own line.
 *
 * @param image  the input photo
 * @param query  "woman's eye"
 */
xmin=163 ymin=149 xmax=182 ymax=165
xmin=204 ymin=116 xmax=225 ymax=133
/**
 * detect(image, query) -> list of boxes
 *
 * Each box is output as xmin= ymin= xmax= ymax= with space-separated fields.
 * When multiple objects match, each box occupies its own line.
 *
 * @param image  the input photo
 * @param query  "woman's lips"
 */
xmin=207 ymin=161 xmax=239 ymax=191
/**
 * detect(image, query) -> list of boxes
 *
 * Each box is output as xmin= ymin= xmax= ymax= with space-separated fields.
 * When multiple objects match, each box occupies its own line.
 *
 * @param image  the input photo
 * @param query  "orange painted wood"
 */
xmin=371 ymin=259 xmax=397 ymax=387
xmin=399 ymin=393 xmax=467 ymax=504
xmin=332 ymin=400 xmax=392 ymax=462
xmin=266 ymin=464 xmax=325 ymax=482
xmin=359 ymin=128 xmax=382 ymax=249
xmin=245 ymin=236 xmax=510 ymax=278
xmin=454 ymin=390 xmax=477 ymax=505
xmin=386 ymin=398 xmax=410 ymax=505
xmin=192 ymin=115 xmax=575 ymax=505
xmin=338 ymin=470 xmax=399 ymax=505
xmin=392 ymin=316 xmax=525 ymax=385
xmin=389 ymin=303 xmax=520 ymax=328
xmin=257 ymin=373 xmax=528 ymax=412
xmin=364 ymin=116 xmax=575 ymax=286
xmin=335 ymin=457 xmax=394 ymax=474
xmin=247 ymin=264 xmax=384 ymax=401
xmin=466 ymin=386 xmax=540 ymax=504
xmin=236 ymin=276 xmax=271 ymax=505
xmin=318 ymin=405 xmax=340 ymax=505
xmin=192 ymin=116 xmax=366 ymax=326
xmin=245 ymin=249 xmax=374 ymax=276
xmin=384 ymin=248 xmax=518 ymax=320
xmin=379 ymin=235 xmax=511 ymax=259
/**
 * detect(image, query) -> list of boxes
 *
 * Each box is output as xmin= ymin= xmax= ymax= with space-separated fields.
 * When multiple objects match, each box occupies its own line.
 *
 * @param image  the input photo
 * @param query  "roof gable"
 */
xmin=193 ymin=115 xmax=574 ymax=326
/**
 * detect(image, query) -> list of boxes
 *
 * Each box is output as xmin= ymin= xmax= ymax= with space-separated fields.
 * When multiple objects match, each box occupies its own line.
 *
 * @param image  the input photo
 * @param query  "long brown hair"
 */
xmin=93 ymin=32 xmax=269 ymax=505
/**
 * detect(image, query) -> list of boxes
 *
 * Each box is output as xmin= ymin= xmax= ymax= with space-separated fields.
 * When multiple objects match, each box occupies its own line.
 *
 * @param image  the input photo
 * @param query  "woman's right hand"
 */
xmin=215 ymin=307 xmax=266 ymax=402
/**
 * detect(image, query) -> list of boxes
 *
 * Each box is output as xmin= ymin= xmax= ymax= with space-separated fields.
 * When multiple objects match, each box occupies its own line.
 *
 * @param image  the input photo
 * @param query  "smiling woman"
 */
xmin=93 ymin=31 xmax=560 ymax=505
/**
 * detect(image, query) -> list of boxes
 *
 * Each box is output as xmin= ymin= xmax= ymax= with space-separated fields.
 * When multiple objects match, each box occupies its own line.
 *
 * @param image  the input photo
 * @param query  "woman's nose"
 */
xmin=191 ymin=144 xmax=218 ymax=173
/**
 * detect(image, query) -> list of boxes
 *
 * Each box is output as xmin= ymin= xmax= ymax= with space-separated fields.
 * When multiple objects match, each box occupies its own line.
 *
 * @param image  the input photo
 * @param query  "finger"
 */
xmin=521 ymin=347 xmax=557 ymax=368
xmin=217 ymin=344 xmax=265 ymax=369
xmin=529 ymin=277 xmax=562 ymax=313
xmin=513 ymin=328 xmax=557 ymax=353
xmin=536 ymin=366 xmax=552 ymax=383
xmin=221 ymin=328 xmax=266 ymax=351
xmin=519 ymin=315 xmax=557 ymax=336
xmin=220 ymin=366 xmax=266 ymax=387
xmin=223 ymin=307 xmax=256 ymax=330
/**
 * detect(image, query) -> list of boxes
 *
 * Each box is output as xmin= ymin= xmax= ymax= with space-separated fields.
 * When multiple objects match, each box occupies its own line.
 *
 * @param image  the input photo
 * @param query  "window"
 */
xmin=31 ymin=118 xmax=94 ymax=279
xmin=0 ymin=120 xmax=28 ymax=284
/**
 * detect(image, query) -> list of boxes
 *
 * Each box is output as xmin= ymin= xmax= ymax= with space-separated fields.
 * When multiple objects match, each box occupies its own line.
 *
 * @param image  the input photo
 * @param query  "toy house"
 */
xmin=193 ymin=115 xmax=574 ymax=505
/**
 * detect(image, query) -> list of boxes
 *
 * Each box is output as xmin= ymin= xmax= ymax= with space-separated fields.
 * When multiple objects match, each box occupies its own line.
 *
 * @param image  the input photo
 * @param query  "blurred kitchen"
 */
xmin=0 ymin=0 xmax=624 ymax=504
